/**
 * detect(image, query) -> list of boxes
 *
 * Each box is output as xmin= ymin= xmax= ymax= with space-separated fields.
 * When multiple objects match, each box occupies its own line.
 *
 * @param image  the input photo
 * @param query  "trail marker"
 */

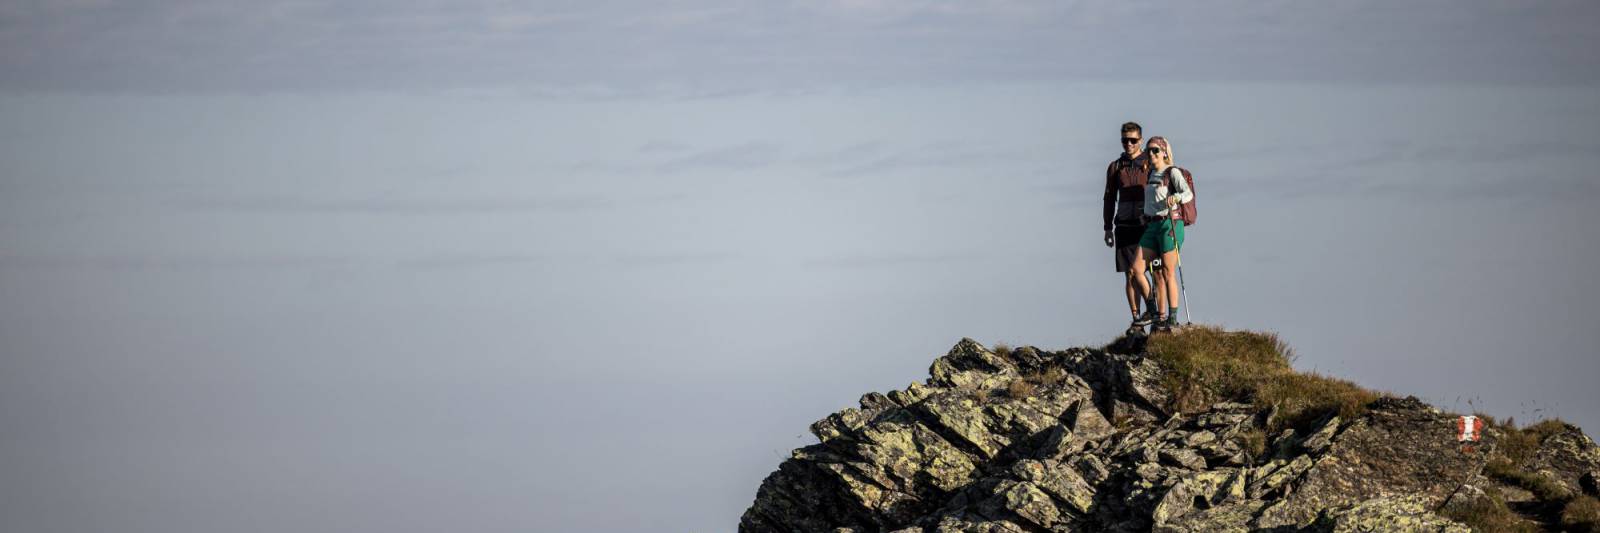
xmin=1457 ymin=416 xmax=1482 ymax=443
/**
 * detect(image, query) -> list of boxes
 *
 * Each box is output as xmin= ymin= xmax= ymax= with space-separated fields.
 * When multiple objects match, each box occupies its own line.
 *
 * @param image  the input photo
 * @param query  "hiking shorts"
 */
xmin=1113 ymin=224 xmax=1145 ymax=273
xmin=1139 ymin=218 xmax=1185 ymax=254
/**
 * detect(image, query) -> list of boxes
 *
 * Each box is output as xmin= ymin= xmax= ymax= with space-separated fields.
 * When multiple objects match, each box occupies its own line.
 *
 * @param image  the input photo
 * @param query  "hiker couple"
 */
xmin=1103 ymin=121 xmax=1195 ymax=333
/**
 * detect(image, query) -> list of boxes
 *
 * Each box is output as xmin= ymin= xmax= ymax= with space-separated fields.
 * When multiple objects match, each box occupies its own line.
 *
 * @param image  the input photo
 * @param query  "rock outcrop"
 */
xmin=740 ymin=332 xmax=1600 ymax=532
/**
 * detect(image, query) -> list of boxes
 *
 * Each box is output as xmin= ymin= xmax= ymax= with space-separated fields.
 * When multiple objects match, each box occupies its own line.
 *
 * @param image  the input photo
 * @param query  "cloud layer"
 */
xmin=3 ymin=0 xmax=1597 ymax=93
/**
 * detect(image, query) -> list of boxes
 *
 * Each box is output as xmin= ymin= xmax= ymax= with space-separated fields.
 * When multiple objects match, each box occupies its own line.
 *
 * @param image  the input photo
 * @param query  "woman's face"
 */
xmin=1147 ymin=143 xmax=1168 ymax=165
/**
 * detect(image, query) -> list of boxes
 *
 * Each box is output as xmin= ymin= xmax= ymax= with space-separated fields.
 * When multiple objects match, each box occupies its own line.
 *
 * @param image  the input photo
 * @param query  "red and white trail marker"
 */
xmin=1457 ymin=416 xmax=1483 ymax=443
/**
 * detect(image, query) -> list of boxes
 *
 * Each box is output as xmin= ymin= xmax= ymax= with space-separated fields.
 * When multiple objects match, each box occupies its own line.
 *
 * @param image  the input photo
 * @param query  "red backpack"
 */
xmin=1164 ymin=167 xmax=1197 ymax=227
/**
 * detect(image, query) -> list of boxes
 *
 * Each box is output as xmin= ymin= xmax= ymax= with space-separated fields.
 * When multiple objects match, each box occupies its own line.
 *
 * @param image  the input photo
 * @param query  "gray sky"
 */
xmin=2 ymin=2 xmax=1599 ymax=532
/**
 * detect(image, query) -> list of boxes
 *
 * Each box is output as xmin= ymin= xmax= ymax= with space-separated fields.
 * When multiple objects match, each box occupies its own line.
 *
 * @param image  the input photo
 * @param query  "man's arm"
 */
xmin=1102 ymin=161 xmax=1118 ymax=232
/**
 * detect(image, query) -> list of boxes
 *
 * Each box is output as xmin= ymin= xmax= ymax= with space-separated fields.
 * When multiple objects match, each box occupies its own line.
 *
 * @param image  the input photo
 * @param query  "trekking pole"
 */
xmin=1172 ymin=209 xmax=1191 ymax=325
xmin=1167 ymin=189 xmax=1182 ymax=325
xmin=1178 ymin=258 xmax=1192 ymax=325
xmin=1148 ymin=257 xmax=1162 ymax=317
xmin=1164 ymin=169 xmax=1193 ymax=326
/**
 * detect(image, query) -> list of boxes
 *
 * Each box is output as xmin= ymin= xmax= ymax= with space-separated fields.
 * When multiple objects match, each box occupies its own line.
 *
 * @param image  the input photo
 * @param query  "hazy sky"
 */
xmin=3 ymin=2 xmax=1599 ymax=532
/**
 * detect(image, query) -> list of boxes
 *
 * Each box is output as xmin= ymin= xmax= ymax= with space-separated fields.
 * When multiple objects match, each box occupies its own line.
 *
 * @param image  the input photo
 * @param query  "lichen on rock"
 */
xmin=740 ymin=329 xmax=1600 ymax=532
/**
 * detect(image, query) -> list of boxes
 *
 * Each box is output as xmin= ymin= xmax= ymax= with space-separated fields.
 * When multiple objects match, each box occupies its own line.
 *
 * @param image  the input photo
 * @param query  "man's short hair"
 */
xmin=1121 ymin=122 xmax=1142 ymax=136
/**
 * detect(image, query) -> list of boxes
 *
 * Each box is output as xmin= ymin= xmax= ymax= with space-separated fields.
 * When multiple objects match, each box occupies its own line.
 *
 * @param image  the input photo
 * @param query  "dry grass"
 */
xmin=1471 ymin=416 xmax=1598 ymax=532
xmin=1486 ymin=457 xmax=1573 ymax=503
xmin=1475 ymin=416 xmax=1600 ymax=532
xmin=1440 ymin=486 xmax=1543 ymax=533
xmin=1006 ymin=378 xmax=1036 ymax=399
xmin=1489 ymin=417 xmax=1570 ymax=466
xmin=1144 ymin=326 xmax=1381 ymax=432
xmin=1034 ymin=366 xmax=1069 ymax=387
xmin=1562 ymin=495 xmax=1600 ymax=532
xmin=991 ymin=342 xmax=1013 ymax=359
xmin=998 ymin=361 xmax=1075 ymax=398
xmin=1232 ymin=427 xmax=1266 ymax=458
xmin=1005 ymin=364 xmax=1070 ymax=400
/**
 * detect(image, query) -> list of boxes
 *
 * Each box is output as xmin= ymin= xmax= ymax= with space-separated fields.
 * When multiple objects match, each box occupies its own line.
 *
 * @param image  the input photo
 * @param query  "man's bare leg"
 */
xmin=1130 ymin=247 xmax=1164 ymax=328
xmin=1130 ymin=251 xmax=1151 ymax=304
xmin=1124 ymin=270 xmax=1141 ymax=317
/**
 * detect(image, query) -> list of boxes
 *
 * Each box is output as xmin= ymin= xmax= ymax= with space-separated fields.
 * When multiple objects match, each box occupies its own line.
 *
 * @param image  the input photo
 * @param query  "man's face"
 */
xmin=1121 ymin=131 xmax=1142 ymax=156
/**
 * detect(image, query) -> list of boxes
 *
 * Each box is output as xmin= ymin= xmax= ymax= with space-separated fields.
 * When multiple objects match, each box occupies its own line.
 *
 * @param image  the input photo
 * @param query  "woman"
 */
xmin=1129 ymin=136 xmax=1192 ymax=332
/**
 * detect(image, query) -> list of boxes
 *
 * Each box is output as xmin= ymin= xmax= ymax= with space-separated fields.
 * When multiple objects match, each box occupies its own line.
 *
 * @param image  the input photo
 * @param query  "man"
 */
xmin=1103 ymin=122 xmax=1162 ymax=328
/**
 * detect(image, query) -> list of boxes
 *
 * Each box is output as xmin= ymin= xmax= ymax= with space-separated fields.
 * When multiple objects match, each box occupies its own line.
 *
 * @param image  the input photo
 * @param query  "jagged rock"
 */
xmin=1153 ymin=502 xmax=1262 ymax=533
xmin=1302 ymin=494 xmax=1471 ymax=532
xmin=1119 ymin=357 xmax=1172 ymax=417
xmin=1300 ymin=415 xmax=1341 ymax=454
xmin=996 ymin=480 xmax=1062 ymax=528
xmin=1126 ymin=444 xmax=1161 ymax=467
xmin=1151 ymin=469 xmax=1246 ymax=526
xmin=917 ymin=394 xmax=1005 ymax=459
xmin=1180 ymin=429 xmax=1217 ymax=447
xmin=1268 ymin=427 xmax=1299 ymax=458
xmin=1070 ymin=454 xmax=1110 ymax=486
xmin=1159 ymin=448 xmax=1207 ymax=471
xmin=1135 ymin=461 xmax=1169 ymax=482
xmin=743 ymin=448 xmax=880 ymax=532
xmin=860 ymin=391 xmax=898 ymax=410
xmin=928 ymin=338 xmax=1015 ymax=389
xmin=930 ymin=514 xmax=1027 ymax=533
xmin=1005 ymin=345 xmax=1054 ymax=374
xmin=1065 ymin=399 xmax=1114 ymax=441
xmin=819 ymin=461 xmax=921 ymax=524
xmin=1013 ymin=459 xmax=1096 ymax=516
xmin=1033 ymin=426 xmax=1084 ymax=461
xmin=1249 ymin=455 xmax=1312 ymax=499
xmin=740 ymin=336 xmax=1600 ymax=533
xmin=888 ymin=381 xmax=935 ymax=406
xmin=1249 ymin=398 xmax=1495 ymax=529
xmin=1438 ymin=481 xmax=1490 ymax=514
xmin=1194 ymin=404 xmax=1253 ymax=432
xmin=1524 ymin=422 xmax=1600 ymax=496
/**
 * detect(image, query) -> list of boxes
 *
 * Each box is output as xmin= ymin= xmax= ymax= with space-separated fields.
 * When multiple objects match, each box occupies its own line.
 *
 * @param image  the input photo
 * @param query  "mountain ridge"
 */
xmin=740 ymin=327 xmax=1600 ymax=532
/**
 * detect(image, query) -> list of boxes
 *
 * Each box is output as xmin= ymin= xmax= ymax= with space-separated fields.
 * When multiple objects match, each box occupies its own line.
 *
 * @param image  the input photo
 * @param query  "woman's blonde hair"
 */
xmin=1146 ymin=136 xmax=1173 ymax=162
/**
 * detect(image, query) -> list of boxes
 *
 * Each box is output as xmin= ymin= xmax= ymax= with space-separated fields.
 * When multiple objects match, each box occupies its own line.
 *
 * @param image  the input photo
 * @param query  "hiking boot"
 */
xmin=1132 ymin=309 xmax=1159 ymax=327
xmin=1155 ymin=316 xmax=1181 ymax=333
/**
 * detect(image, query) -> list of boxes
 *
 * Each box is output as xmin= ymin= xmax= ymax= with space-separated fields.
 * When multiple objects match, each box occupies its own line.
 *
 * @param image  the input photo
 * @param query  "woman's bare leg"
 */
xmin=1162 ymin=250 xmax=1182 ymax=314
xmin=1152 ymin=265 xmax=1167 ymax=312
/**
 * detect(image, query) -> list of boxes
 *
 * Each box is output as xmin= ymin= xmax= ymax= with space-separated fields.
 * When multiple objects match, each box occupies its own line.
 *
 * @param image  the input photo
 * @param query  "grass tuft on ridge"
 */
xmin=1474 ymin=416 xmax=1598 ymax=532
xmin=1439 ymin=485 xmax=1543 ymax=533
xmin=1143 ymin=325 xmax=1382 ymax=432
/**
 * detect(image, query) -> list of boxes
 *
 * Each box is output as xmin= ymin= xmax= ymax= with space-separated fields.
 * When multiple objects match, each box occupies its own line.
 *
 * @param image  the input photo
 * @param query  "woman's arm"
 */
xmin=1169 ymin=168 xmax=1194 ymax=204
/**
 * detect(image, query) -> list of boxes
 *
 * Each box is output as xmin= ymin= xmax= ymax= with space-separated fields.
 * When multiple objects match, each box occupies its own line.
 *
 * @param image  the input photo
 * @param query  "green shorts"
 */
xmin=1139 ymin=218 xmax=1185 ymax=254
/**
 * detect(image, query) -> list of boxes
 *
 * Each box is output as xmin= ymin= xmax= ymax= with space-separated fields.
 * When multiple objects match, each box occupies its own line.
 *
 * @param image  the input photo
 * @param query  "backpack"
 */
xmin=1164 ymin=167 xmax=1197 ymax=227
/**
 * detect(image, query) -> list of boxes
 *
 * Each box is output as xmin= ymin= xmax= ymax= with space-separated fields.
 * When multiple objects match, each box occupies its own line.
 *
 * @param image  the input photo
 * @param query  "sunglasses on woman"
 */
xmin=1148 ymin=147 xmax=1163 ymax=155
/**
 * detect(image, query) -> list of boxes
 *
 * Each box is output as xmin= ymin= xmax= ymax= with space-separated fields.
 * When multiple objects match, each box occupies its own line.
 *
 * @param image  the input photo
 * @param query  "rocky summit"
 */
xmin=740 ymin=328 xmax=1600 ymax=532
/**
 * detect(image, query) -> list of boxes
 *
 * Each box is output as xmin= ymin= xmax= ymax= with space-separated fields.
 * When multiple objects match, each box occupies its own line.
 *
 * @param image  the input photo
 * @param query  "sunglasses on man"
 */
xmin=1121 ymin=137 xmax=1140 ymax=145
